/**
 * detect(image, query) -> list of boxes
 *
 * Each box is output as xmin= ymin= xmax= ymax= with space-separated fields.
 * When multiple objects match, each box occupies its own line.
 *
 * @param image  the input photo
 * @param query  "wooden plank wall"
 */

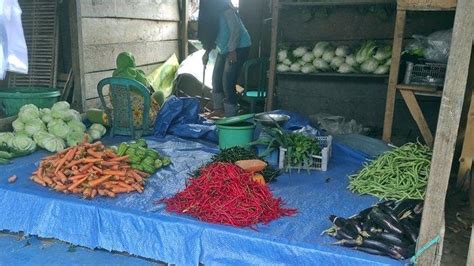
xmin=71 ymin=0 xmax=181 ymax=110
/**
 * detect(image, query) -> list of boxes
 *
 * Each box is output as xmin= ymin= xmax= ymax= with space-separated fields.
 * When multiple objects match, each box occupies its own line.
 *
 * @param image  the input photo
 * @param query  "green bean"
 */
xmin=348 ymin=142 xmax=431 ymax=200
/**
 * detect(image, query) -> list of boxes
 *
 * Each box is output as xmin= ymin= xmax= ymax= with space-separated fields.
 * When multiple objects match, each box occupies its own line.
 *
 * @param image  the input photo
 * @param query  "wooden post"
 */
xmin=416 ymin=0 xmax=473 ymax=264
xmin=179 ymin=0 xmax=189 ymax=61
xmin=265 ymin=0 xmax=279 ymax=111
xmin=468 ymin=222 xmax=474 ymax=266
xmin=69 ymin=0 xmax=85 ymax=112
xmin=382 ymin=9 xmax=406 ymax=142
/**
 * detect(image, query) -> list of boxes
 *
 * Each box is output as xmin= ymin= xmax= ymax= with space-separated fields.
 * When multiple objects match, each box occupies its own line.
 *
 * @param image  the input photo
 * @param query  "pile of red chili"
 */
xmin=161 ymin=162 xmax=296 ymax=227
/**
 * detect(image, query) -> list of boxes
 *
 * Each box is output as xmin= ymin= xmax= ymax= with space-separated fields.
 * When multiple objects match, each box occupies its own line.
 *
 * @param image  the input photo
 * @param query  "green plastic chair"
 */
xmin=97 ymin=77 xmax=152 ymax=138
xmin=241 ymin=58 xmax=269 ymax=113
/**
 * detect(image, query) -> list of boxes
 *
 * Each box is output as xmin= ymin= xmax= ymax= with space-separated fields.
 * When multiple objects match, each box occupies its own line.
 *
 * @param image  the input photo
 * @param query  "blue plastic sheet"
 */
xmin=0 ymin=233 xmax=154 ymax=265
xmin=0 ymin=134 xmax=401 ymax=265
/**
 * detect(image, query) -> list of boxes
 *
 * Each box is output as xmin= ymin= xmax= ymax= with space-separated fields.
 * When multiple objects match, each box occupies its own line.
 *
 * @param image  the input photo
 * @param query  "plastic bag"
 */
xmin=0 ymin=0 xmax=28 ymax=79
xmin=147 ymin=54 xmax=179 ymax=98
xmin=310 ymin=113 xmax=366 ymax=135
xmin=404 ymin=29 xmax=452 ymax=63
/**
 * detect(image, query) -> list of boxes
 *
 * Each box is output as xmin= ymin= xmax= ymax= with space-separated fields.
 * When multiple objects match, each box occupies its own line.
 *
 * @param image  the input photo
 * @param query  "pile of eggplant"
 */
xmin=324 ymin=200 xmax=423 ymax=260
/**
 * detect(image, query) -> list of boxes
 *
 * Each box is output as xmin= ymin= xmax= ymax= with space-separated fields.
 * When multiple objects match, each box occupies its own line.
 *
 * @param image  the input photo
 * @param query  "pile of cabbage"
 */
xmin=0 ymin=102 xmax=107 ymax=153
xmin=277 ymin=41 xmax=392 ymax=75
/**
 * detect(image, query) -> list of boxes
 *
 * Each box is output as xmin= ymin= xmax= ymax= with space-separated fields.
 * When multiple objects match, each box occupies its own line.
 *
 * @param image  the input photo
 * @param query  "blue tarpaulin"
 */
xmin=0 ymin=134 xmax=401 ymax=265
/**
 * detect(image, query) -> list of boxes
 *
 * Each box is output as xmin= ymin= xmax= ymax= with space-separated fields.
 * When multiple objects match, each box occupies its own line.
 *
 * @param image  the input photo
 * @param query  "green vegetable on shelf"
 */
xmin=142 ymin=157 xmax=155 ymax=166
xmin=135 ymin=139 xmax=147 ymax=148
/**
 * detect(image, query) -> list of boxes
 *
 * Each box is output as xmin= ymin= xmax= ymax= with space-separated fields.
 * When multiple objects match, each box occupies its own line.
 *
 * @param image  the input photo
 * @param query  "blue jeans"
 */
xmin=212 ymin=47 xmax=249 ymax=107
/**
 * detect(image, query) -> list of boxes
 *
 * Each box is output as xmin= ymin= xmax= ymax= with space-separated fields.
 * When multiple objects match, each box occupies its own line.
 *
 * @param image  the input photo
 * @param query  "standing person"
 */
xmin=198 ymin=0 xmax=251 ymax=118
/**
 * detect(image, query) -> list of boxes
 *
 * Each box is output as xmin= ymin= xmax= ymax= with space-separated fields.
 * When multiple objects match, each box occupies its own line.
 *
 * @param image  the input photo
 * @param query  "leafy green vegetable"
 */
xmin=330 ymin=56 xmax=345 ymax=70
xmin=67 ymin=120 xmax=86 ymax=133
xmin=66 ymin=130 xmax=86 ymax=146
xmin=12 ymin=119 xmax=25 ymax=132
xmin=24 ymin=119 xmax=46 ymax=136
xmin=322 ymin=48 xmax=335 ymax=63
xmin=51 ymin=101 xmax=71 ymax=119
xmin=345 ymin=54 xmax=358 ymax=67
xmin=40 ymin=135 xmax=65 ymax=152
xmin=68 ymin=109 xmax=82 ymax=122
xmin=312 ymin=42 xmax=330 ymax=58
xmin=89 ymin=123 xmax=107 ymax=136
xmin=33 ymin=131 xmax=53 ymax=145
xmin=88 ymin=129 xmax=102 ymax=140
xmin=10 ymin=135 xmax=36 ymax=153
xmin=49 ymin=120 xmax=70 ymax=139
xmin=356 ymin=41 xmax=377 ymax=64
xmin=373 ymin=45 xmax=392 ymax=61
xmin=313 ymin=58 xmax=330 ymax=71
xmin=18 ymin=104 xmax=40 ymax=123
xmin=0 ymin=132 xmax=15 ymax=145
xmin=374 ymin=65 xmax=389 ymax=75
xmin=335 ymin=46 xmax=350 ymax=57
xmin=360 ymin=58 xmax=379 ymax=73
xmin=338 ymin=63 xmax=355 ymax=74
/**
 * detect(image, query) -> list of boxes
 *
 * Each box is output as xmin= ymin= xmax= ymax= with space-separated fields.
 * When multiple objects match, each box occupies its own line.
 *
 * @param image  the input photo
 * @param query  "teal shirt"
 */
xmin=215 ymin=9 xmax=251 ymax=54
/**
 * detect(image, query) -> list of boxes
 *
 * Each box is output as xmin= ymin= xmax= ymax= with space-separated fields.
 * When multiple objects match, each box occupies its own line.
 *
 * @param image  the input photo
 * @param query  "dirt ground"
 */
xmin=441 ymin=188 xmax=472 ymax=265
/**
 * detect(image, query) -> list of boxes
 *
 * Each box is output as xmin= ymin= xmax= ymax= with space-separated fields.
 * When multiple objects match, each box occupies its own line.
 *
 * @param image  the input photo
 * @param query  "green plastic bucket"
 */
xmin=0 ymin=87 xmax=60 ymax=116
xmin=217 ymin=121 xmax=256 ymax=149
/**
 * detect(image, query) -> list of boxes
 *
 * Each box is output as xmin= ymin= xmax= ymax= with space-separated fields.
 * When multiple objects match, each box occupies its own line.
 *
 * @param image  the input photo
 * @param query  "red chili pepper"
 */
xmin=159 ymin=162 xmax=296 ymax=227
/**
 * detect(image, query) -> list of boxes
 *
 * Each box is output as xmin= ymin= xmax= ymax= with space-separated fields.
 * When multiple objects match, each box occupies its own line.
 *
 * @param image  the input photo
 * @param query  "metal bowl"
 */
xmin=254 ymin=113 xmax=290 ymax=127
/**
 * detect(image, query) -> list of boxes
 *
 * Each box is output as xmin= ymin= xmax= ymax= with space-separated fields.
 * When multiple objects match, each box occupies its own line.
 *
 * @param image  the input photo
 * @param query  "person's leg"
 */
xmin=211 ymin=52 xmax=226 ymax=115
xmin=222 ymin=47 xmax=250 ymax=117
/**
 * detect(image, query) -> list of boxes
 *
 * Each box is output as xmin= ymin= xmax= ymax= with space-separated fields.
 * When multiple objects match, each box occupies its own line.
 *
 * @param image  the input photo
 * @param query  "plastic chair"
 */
xmin=97 ymin=77 xmax=152 ymax=138
xmin=241 ymin=58 xmax=269 ymax=113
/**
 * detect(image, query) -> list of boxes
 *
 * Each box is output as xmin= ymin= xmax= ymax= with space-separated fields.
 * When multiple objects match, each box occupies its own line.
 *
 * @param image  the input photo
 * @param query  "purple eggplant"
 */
xmin=369 ymin=232 xmax=409 ymax=247
xmin=393 ymin=199 xmax=422 ymax=218
xmin=400 ymin=218 xmax=419 ymax=243
xmin=334 ymin=228 xmax=357 ymax=240
xmin=378 ymin=204 xmax=402 ymax=224
xmin=350 ymin=206 xmax=373 ymax=221
xmin=380 ymin=200 xmax=396 ymax=208
xmin=333 ymin=238 xmax=361 ymax=248
xmin=360 ymin=239 xmax=407 ymax=260
xmin=354 ymin=246 xmax=385 ymax=256
xmin=329 ymin=215 xmax=360 ymax=238
xmin=369 ymin=207 xmax=405 ymax=236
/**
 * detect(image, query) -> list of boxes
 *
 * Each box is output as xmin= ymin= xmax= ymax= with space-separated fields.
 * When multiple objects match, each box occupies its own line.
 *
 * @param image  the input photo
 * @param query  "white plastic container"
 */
xmin=278 ymin=135 xmax=332 ymax=172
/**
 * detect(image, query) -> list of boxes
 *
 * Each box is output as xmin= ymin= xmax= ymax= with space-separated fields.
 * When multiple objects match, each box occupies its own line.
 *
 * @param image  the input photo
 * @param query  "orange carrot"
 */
xmin=101 ymin=161 xmax=120 ymax=167
xmin=64 ymin=147 xmax=77 ymax=162
xmin=83 ymin=187 xmax=92 ymax=198
xmin=129 ymin=171 xmax=143 ymax=182
xmin=91 ymin=189 xmax=98 ymax=198
xmin=56 ymin=171 xmax=67 ymax=180
xmin=135 ymin=170 xmax=150 ymax=178
xmin=43 ymin=176 xmax=54 ymax=186
xmin=89 ymin=175 xmax=111 ymax=187
xmin=87 ymin=149 xmax=103 ymax=159
xmin=110 ymin=156 xmax=129 ymax=162
xmin=131 ymin=183 xmax=144 ymax=193
xmin=55 ymin=149 xmax=75 ymax=173
xmin=105 ymin=150 xmax=117 ymax=158
xmin=65 ymin=159 xmax=85 ymax=168
xmin=67 ymin=176 xmax=88 ymax=191
xmin=31 ymin=176 xmax=46 ymax=186
xmin=103 ymin=189 xmax=116 ymax=197
xmin=54 ymin=183 xmax=67 ymax=191
xmin=91 ymin=166 xmax=103 ymax=173
xmin=103 ymin=170 xmax=126 ymax=176
xmin=79 ymin=163 xmax=94 ymax=173
xmin=82 ymin=158 xmax=103 ymax=163
xmin=68 ymin=174 xmax=88 ymax=181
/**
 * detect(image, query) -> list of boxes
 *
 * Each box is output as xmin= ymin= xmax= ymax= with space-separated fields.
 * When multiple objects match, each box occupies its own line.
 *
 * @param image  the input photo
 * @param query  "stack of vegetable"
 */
xmin=324 ymin=200 xmax=423 ymax=260
xmin=116 ymin=139 xmax=171 ymax=175
xmin=0 ymin=102 xmax=107 ymax=155
xmin=193 ymin=146 xmax=280 ymax=182
xmin=277 ymin=41 xmax=392 ymax=75
xmin=161 ymin=162 xmax=296 ymax=227
xmin=252 ymin=127 xmax=322 ymax=172
xmin=349 ymin=142 xmax=431 ymax=200
xmin=31 ymin=139 xmax=149 ymax=198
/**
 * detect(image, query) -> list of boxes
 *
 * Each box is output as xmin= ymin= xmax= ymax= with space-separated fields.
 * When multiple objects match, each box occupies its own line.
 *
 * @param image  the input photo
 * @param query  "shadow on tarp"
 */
xmin=0 ymin=133 xmax=400 ymax=265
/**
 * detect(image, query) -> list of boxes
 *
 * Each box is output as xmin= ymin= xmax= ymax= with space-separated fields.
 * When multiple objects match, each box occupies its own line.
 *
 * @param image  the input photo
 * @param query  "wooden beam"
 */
xmin=399 ymin=89 xmax=434 ymax=146
xmin=179 ymin=0 xmax=189 ymax=61
xmin=69 ymin=0 xmax=86 ymax=111
xmin=468 ymin=222 xmax=474 ymax=266
xmin=382 ymin=9 xmax=406 ymax=143
xmin=79 ymin=0 xmax=180 ymax=21
xmin=416 ymin=0 xmax=473 ymax=264
xmin=265 ymin=0 xmax=279 ymax=111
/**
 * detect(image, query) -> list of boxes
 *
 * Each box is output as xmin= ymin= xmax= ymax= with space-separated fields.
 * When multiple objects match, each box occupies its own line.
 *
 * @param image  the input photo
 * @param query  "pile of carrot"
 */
xmin=160 ymin=162 xmax=296 ymax=227
xmin=31 ymin=140 xmax=149 ymax=199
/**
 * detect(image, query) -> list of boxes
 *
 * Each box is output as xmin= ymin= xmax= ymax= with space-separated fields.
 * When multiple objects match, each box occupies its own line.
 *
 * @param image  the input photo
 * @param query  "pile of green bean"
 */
xmin=348 ymin=142 xmax=432 ymax=200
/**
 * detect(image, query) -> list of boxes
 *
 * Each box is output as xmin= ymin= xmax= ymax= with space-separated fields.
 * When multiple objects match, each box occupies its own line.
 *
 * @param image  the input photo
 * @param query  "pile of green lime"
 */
xmin=116 ymin=139 xmax=171 ymax=174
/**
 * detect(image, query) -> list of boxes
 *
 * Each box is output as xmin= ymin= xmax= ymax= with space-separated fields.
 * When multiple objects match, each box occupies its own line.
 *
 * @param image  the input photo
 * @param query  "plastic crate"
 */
xmin=0 ymin=87 xmax=60 ymax=116
xmin=403 ymin=61 xmax=446 ymax=87
xmin=278 ymin=135 xmax=332 ymax=172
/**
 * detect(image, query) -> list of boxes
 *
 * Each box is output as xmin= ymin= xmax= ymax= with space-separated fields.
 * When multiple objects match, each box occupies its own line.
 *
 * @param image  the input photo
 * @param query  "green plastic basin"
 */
xmin=217 ymin=121 xmax=256 ymax=149
xmin=0 ymin=87 xmax=60 ymax=116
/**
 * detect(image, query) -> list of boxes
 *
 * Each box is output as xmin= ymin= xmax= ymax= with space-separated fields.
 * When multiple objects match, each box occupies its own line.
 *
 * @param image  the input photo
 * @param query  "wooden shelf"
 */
xmin=277 ymin=71 xmax=389 ymax=78
xmin=397 ymin=84 xmax=443 ymax=97
xmin=279 ymin=0 xmax=395 ymax=7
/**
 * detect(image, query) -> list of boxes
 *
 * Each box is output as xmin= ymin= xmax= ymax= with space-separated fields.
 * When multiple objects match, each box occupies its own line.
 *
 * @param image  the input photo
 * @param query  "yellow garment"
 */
xmin=146 ymin=54 xmax=179 ymax=98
